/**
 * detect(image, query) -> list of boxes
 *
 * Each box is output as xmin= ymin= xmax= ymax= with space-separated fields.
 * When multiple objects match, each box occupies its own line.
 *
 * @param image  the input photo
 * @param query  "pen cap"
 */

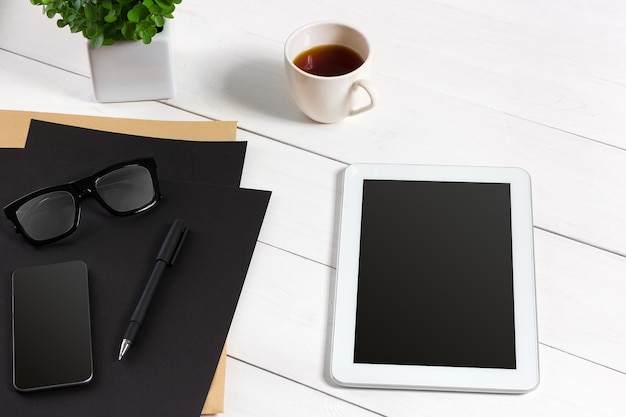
xmin=156 ymin=219 xmax=188 ymax=265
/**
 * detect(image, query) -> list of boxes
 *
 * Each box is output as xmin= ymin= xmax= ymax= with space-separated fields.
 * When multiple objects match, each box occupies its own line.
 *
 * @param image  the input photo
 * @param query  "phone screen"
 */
xmin=12 ymin=260 xmax=93 ymax=392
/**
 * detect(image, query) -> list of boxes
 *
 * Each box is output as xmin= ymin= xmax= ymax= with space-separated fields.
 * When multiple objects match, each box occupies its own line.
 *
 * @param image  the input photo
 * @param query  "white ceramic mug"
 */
xmin=284 ymin=21 xmax=378 ymax=123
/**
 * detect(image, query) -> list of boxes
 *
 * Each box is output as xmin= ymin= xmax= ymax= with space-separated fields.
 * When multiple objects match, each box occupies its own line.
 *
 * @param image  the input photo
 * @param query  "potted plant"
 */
xmin=30 ymin=0 xmax=182 ymax=102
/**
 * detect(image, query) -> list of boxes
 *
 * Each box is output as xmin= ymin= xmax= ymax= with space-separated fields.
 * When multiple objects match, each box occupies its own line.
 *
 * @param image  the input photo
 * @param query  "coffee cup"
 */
xmin=284 ymin=21 xmax=378 ymax=123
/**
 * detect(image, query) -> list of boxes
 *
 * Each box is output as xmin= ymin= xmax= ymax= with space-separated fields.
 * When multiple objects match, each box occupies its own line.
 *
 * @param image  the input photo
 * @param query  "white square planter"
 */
xmin=87 ymin=23 xmax=176 ymax=103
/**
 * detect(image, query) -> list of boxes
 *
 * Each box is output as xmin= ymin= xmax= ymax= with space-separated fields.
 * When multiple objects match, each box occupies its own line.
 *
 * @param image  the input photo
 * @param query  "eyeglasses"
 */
xmin=4 ymin=157 xmax=162 ymax=245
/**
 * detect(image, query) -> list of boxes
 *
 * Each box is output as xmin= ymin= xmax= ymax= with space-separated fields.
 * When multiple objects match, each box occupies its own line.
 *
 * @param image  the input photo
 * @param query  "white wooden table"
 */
xmin=1 ymin=0 xmax=625 ymax=415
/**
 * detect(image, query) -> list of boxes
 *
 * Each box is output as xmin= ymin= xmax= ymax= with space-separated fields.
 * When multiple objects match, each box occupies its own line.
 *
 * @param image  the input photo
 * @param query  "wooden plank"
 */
xmin=224 ymin=358 xmax=381 ymax=417
xmin=0 ymin=0 xmax=91 ymax=75
xmin=534 ymin=229 xmax=626 ymax=373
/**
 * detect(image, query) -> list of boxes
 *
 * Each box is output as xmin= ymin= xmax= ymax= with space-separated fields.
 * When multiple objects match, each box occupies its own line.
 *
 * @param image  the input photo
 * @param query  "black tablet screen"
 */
xmin=354 ymin=180 xmax=516 ymax=369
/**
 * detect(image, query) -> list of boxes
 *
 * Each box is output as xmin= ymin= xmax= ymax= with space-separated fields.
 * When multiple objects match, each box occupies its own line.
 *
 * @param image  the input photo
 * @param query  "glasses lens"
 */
xmin=95 ymin=164 xmax=156 ymax=213
xmin=16 ymin=191 xmax=76 ymax=242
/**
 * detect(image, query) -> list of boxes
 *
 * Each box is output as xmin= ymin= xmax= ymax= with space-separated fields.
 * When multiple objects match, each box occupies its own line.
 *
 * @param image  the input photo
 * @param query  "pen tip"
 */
xmin=118 ymin=339 xmax=131 ymax=361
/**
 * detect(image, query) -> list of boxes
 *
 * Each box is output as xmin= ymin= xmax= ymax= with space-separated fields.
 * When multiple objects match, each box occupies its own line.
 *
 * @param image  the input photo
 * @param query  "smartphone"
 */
xmin=12 ymin=260 xmax=93 ymax=392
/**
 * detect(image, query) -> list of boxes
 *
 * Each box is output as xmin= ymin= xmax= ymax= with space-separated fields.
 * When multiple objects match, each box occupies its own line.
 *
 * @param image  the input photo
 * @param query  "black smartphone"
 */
xmin=12 ymin=260 xmax=93 ymax=392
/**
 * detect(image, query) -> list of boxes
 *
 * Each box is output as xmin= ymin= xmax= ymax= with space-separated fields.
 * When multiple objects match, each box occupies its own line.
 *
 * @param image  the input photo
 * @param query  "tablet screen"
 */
xmin=354 ymin=180 xmax=516 ymax=369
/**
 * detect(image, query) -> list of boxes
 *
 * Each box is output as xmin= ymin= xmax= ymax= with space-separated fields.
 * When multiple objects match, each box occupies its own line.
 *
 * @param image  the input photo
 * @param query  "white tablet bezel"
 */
xmin=330 ymin=163 xmax=539 ymax=393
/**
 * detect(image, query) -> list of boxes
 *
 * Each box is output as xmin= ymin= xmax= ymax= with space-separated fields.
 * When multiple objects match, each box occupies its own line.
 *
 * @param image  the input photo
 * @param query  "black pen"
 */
xmin=118 ymin=219 xmax=189 ymax=360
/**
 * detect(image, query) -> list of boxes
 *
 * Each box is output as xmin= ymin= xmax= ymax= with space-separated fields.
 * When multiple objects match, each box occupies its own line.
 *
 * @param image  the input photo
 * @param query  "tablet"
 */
xmin=330 ymin=164 xmax=539 ymax=393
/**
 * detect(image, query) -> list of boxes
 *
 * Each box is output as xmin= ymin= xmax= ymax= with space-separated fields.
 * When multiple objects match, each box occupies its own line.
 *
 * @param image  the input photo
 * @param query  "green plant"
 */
xmin=30 ymin=0 xmax=182 ymax=48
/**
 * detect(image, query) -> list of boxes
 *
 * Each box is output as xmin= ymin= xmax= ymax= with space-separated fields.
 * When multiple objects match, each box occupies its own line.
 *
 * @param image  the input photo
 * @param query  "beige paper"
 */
xmin=202 ymin=345 xmax=227 ymax=415
xmin=0 ymin=109 xmax=232 ymax=415
xmin=0 ymin=110 xmax=236 ymax=148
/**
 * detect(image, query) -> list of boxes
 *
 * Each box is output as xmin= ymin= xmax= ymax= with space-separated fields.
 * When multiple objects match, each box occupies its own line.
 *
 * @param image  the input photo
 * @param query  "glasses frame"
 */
xmin=3 ymin=157 xmax=162 ymax=245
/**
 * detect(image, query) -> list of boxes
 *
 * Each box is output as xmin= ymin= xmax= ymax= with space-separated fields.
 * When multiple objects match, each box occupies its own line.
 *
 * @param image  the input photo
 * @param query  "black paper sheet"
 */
xmin=0 ymin=122 xmax=271 ymax=417
xmin=25 ymin=119 xmax=248 ymax=188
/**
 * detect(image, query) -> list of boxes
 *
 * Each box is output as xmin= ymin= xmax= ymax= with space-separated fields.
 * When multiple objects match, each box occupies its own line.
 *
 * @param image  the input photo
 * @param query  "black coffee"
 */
xmin=294 ymin=44 xmax=364 ymax=77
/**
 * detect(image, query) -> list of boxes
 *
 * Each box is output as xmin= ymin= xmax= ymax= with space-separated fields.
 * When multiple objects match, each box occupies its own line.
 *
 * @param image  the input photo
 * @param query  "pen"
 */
xmin=118 ymin=218 xmax=189 ymax=360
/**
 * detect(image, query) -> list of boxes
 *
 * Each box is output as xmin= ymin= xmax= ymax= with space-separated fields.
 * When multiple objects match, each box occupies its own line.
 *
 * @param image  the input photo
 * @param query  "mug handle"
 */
xmin=350 ymin=79 xmax=379 ymax=116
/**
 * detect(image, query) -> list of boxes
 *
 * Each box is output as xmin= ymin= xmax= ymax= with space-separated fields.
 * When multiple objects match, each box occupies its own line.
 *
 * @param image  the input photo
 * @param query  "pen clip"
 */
xmin=156 ymin=219 xmax=189 ymax=266
xmin=169 ymin=224 xmax=188 ymax=266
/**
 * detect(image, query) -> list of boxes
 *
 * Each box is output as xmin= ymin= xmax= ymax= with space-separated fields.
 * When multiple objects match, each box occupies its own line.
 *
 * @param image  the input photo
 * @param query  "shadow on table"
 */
xmin=322 ymin=171 xmax=346 ymax=388
xmin=221 ymin=56 xmax=312 ymax=123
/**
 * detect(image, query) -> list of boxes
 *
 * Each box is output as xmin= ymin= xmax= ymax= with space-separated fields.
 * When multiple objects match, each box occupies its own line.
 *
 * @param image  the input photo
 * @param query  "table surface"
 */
xmin=1 ymin=0 xmax=625 ymax=415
